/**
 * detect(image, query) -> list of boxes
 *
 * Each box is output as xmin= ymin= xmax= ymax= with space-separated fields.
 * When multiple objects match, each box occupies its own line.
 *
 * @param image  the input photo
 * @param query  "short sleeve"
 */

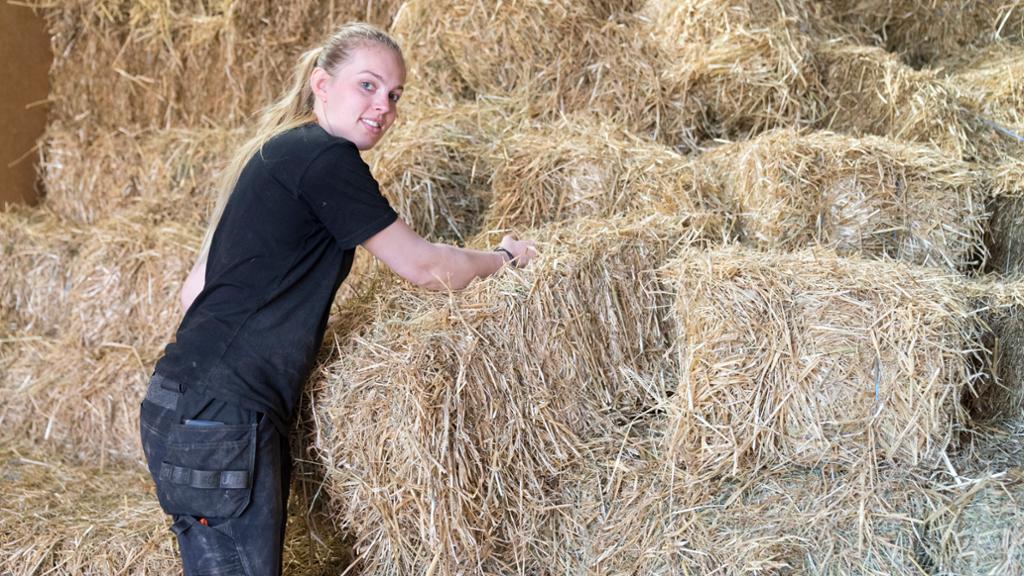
xmin=299 ymin=141 xmax=398 ymax=249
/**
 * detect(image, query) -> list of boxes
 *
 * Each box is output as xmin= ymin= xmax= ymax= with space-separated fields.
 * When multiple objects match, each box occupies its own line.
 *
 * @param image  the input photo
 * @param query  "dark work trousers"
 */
xmin=139 ymin=373 xmax=292 ymax=576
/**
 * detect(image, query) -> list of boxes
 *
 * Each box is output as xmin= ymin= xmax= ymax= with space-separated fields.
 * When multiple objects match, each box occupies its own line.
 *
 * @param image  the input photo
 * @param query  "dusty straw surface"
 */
xmin=310 ymin=215 xmax=711 ymax=575
xmin=0 ymin=327 xmax=153 ymax=461
xmin=485 ymin=113 xmax=724 ymax=231
xmin=39 ymin=125 xmax=243 ymax=225
xmin=925 ymin=468 xmax=1024 ymax=576
xmin=0 ymin=203 xmax=198 ymax=460
xmin=30 ymin=0 xmax=403 ymax=130
xmin=968 ymin=279 xmax=1024 ymax=427
xmin=941 ymin=42 xmax=1024 ymax=162
xmin=700 ymin=128 xmax=986 ymax=270
xmin=661 ymin=247 xmax=982 ymax=477
xmin=828 ymin=0 xmax=1024 ymax=67
xmin=0 ymin=442 xmax=352 ymax=575
xmin=685 ymin=467 xmax=938 ymax=574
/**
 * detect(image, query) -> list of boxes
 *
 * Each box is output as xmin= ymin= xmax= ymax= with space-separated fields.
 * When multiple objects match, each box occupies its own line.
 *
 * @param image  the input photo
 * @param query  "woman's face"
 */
xmin=311 ymin=44 xmax=405 ymax=150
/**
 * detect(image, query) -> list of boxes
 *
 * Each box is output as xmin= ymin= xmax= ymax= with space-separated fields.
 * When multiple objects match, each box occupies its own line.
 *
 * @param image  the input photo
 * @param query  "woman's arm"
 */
xmin=180 ymin=252 xmax=207 ymax=314
xmin=362 ymin=220 xmax=535 ymax=290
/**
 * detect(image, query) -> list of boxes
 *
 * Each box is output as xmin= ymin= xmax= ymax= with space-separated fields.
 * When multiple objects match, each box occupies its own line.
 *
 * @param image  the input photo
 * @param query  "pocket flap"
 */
xmin=155 ymin=421 xmax=257 ymax=518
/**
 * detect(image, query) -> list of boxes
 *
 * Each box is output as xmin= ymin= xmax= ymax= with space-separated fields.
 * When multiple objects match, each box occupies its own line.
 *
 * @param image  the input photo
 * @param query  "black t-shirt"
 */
xmin=155 ymin=123 xmax=397 ymax=433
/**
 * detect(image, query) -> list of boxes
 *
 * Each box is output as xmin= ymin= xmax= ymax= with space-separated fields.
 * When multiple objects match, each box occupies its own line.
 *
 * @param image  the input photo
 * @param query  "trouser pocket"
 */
xmin=156 ymin=419 xmax=258 ymax=519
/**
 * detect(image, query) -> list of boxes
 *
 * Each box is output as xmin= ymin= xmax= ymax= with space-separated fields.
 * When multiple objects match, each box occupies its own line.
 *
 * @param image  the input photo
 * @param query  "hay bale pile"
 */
xmin=392 ymin=0 xmax=668 ymax=140
xmin=5 ymin=0 xmax=1024 ymax=573
xmin=312 ymin=216 xmax=708 ymax=574
xmin=816 ymin=43 xmax=983 ymax=160
xmin=40 ymin=1 xmax=399 ymax=130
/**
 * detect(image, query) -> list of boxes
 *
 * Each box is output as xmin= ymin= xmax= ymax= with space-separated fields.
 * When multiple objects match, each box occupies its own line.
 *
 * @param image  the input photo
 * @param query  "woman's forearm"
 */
xmin=422 ymin=244 xmax=506 ymax=290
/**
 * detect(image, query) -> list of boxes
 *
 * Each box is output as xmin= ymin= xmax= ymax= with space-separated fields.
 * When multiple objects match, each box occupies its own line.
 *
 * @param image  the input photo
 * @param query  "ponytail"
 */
xmin=198 ymin=23 xmax=403 ymax=261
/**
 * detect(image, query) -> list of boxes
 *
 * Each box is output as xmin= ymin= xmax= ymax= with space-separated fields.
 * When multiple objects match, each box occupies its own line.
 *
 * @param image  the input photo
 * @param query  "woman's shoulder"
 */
xmin=266 ymin=123 xmax=358 ymax=158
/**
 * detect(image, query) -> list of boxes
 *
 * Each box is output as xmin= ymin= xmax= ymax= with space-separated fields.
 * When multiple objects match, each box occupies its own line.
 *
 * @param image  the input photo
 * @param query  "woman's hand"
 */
xmin=498 ymin=235 xmax=537 ymax=268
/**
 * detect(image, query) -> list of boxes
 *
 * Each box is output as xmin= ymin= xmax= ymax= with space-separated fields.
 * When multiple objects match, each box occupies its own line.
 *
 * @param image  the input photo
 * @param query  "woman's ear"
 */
xmin=309 ymin=67 xmax=330 ymax=102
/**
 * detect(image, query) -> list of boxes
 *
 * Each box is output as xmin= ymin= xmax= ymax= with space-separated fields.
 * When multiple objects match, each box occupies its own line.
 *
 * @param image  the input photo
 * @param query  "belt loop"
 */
xmin=158 ymin=374 xmax=185 ymax=393
xmin=170 ymin=516 xmax=193 ymax=536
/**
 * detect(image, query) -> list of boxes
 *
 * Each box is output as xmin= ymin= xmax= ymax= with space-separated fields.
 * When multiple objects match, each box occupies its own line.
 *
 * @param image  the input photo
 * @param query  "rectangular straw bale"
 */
xmin=31 ymin=0 xmax=403 ymax=130
xmin=686 ymin=467 xmax=938 ymax=574
xmin=661 ymin=247 xmax=982 ymax=477
xmin=924 ymin=469 xmax=1024 ymax=576
xmin=827 ymin=0 xmax=1024 ymax=67
xmin=2 ymin=203 xmax=198 ymax=350
xmin=0 ymin=442 xmax=352 ymax=575
xmin=312 ymin=215 xmax=710 ymax=575
xmin=39 ymin=124 xmax=243 ymax=226
xmin=940 ymin=42 xmax=1024 ymax=162
xmin=391 ymin=0 xmax=670 ymax=142
xmin=817 ymin=43 xmax=993 ymax=162
xmin=0 ymin=443 xmax=175 ymax=574
xmin=700 ymin=128 xmax=986 ymax=270
xmin=484 ymin=113 xmax=725 ymax=232
xmin=985 ymin=160 xmax=1024 ymax=276
xmin=65 ymin=210 xmax=199 ymax=349
xmin=508 ymin=443 xmax=718 ymax=574
xmin=639 ymin=0 xmax=852 ymax=141
xmin=942 ymin=43 xmax=1024 ymax=126
xmin=0 ymin=328 xmax=154 ymax=460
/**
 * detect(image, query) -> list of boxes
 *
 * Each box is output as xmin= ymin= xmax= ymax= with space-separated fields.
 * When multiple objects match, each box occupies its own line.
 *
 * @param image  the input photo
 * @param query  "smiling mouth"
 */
xmin=361 ymin=118 xmax=382 ymax=131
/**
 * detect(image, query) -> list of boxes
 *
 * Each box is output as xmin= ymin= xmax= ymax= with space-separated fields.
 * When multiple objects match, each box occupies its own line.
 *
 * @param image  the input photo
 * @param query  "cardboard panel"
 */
xmin=1 ymin=4 xmax=51 ymax=207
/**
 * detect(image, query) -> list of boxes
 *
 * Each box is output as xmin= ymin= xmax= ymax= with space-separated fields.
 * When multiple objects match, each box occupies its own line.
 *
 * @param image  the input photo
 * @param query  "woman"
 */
xmin=139 ymin=23 xmax=535 ymax=576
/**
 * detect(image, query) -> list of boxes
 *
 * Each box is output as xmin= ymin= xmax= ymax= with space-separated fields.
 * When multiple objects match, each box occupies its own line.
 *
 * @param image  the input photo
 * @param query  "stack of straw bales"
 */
xmin=6 ymin=0 xmax=1024 ymax=573
xmin=39 ymin=126 xmax=243 ymax=225
xmin=701 ymin=128 xmax=986 ymax=269
xmin=816 ymin=43 xmax=985 ymax=161
xmin=312 ymin=216 xmax=711 ymax=574
xmin=368 ymin=101 xmax=515 ymax=242
xmin=0 ymin=203 xmax=199 ymax=459
xmin=308 ymin=216 xmax=1007 ymax=572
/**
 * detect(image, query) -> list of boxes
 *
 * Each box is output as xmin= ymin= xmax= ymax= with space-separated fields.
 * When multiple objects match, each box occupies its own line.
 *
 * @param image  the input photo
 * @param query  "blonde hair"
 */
xmin=198 ymin=23 xmax=404 ymax=260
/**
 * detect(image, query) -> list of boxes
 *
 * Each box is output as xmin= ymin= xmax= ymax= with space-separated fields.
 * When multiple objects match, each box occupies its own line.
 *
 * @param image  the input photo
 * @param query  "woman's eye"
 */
xmin=360 ymin=81 xmax=374 ymax=91
xmin=389 ymin=92 xmax=401 ymax=103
